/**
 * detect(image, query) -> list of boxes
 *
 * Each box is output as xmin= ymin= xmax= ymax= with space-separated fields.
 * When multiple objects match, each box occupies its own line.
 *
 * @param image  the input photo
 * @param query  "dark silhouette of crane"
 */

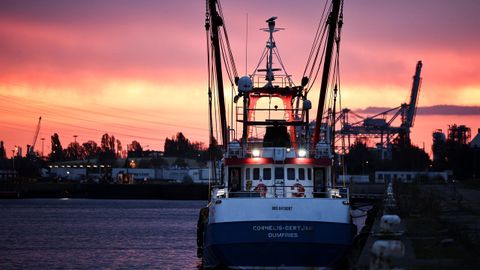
xmin=27 ymin=116 xmax=42 ymax=156
xmin=339 ymin=61 xmax=423 ymax=158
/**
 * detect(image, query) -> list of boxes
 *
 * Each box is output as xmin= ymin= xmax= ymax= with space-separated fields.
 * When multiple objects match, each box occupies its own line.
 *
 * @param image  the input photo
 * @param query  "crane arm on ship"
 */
xmin=312 ymin=0 xmax=343 ymax=147
xmin=206 ymin=0 xmax=228 ymax=149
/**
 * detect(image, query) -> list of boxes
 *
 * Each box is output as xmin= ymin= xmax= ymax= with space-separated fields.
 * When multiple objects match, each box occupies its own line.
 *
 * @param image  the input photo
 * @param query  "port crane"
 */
xmin=27 ymin=116 xmax=42 ymax=156
xmin=338 ymin=61 xmax=423 ymax=157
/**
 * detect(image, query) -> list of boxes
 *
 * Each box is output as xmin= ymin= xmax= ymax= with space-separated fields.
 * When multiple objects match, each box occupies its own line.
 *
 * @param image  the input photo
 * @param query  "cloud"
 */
xmin=357 ymin=105 xmax=480 ymax=116
xmin=343 ymin=0 xmax=480 ymax=51
xmin=0 ymin=0 xmax=206 ymax=87
xmin=0 ymin=0 xmax=479 ymax=154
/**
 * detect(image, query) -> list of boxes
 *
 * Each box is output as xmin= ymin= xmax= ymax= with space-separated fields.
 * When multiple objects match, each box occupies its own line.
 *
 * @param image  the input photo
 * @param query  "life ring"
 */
xmin=254 ymin=183 xmax=268 ymax=197
xmin=292 ymin=183 xmax=305 ymax=197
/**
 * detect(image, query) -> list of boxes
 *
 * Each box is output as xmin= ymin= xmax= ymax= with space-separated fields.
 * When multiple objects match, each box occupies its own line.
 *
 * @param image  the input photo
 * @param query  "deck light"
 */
xmin=252 ymin=149 xmax=261 ymax=157
xmin=298 ymin=149 xmax=307 ymax=158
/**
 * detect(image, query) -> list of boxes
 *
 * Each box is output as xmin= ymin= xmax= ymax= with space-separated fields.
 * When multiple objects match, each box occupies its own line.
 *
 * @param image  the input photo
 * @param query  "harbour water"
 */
xmin=0 ymin=199 xmax=206 ymax=269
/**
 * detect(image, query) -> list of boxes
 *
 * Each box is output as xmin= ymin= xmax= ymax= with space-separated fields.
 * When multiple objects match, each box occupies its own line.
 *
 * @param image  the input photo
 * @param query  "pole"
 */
xmin=208 ymin=0 xmax=228 ymax=148
xmin=312 ymin=0 xmax=342 ymax=147
xmin=12 ymin=149 xmax=15 ymax=172
xmin=41 ymin=138 xmax=45 ymax=158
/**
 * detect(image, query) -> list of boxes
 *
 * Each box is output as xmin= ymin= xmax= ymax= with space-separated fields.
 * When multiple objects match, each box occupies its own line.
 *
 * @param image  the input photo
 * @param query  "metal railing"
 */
xmin=235 ymin=106 xmax=304 ymax=123
xmin=253 ymin=74 xmax=293 ymax=88
xmin=213 ymin=185 xmax=349 ymax=199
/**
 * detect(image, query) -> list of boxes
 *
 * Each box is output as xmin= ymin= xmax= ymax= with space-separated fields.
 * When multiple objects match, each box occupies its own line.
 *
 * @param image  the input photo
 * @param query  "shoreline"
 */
xmin=0 ymin=181 xmax=209 ymax=200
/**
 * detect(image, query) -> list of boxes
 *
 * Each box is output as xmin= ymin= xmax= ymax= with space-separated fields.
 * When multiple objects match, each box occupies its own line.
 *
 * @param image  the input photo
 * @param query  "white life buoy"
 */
xmin=254 ymin=183 xmax=268 ymax=197
xmin=292 ymin=183 xmax=305 ymax=197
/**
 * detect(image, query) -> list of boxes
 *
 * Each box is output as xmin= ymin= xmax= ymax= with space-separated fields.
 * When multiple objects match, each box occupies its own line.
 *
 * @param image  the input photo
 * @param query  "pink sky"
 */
xmin=0 ymin=0 xmax=479 ymax=156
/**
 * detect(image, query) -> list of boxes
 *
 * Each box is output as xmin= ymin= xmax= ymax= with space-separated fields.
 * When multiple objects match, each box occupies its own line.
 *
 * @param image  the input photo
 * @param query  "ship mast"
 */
xmin=207 ymin=0 xmax=228 ymax=149
xmin=312 ymin=0 xmax=342 ymax=147
xmin=264 ymin=17 xmax=278 ymax=87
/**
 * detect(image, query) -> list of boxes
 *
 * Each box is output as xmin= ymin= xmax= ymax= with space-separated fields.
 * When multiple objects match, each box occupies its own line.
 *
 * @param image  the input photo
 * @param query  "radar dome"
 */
xmin=238 ymin=76 xmax=253 ymax=92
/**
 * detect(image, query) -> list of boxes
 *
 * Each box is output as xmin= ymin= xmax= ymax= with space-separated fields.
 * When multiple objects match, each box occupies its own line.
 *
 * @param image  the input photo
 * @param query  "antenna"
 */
xmin=245 ymin=13 xmax=248 ymax=75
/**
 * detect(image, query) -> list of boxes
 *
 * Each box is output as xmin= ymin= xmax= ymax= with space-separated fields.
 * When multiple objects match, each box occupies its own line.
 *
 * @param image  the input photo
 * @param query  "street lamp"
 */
xmin=11 ymin=149 xmax=15 ymax=172
xmin=41 ymin=138 xmax=45 ymax=158
xmin=362 ymin=160 xmax=369 ymax=175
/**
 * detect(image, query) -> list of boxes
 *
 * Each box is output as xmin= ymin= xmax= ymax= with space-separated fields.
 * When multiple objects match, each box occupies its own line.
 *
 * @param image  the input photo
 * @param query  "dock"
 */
xmin=352 ymin=181 xmax=480 ymax=269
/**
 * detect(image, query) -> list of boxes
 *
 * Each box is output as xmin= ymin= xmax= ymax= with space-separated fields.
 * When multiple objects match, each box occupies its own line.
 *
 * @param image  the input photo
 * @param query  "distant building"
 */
xmin=44 ymin=167 xmax=86 ymax=181
xmin=0 ymin=170 xmax=16 ymax=180
xmin=44 ymin=155 xmax=215 ymax=184
xmin=375 ymin=171 xmax=448 ymax=183
xmin=43 ymin=162 xmax=104 ymax=181
xmin=44 ymin=160 xmax=214 ymax=184
xmin=110 ymin=168 xmax=211 ymax=184
xmin=337 ymin=174 xmax=370 ymax=184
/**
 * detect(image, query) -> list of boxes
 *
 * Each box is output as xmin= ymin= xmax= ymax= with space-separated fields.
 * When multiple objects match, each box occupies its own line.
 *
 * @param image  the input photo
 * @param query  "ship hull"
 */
xmin=203 ymin=220 xmax=355 ymax=269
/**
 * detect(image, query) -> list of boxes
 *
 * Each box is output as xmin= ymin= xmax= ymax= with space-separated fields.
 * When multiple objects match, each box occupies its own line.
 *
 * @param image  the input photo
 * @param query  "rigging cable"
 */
xmin=251 ymin=46 xmax=268 ymax=78
xmin=302 ymin=0 xmax=330 ymax=78
xmin=272 ymin=39 xmax=294 ymax=86
xmin=206 ymin=0 xmax=217 ymax=186
xmin=219 ymin=34 xmax=235 ymax=87
xmin=217 ymin=0 xmax=239 ymax=80
xmin=302 ymin=1 xmax=331 ymax=95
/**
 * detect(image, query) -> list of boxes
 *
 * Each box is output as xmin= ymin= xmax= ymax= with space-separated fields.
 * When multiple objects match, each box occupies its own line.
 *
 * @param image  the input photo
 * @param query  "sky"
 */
xmin=0 ymin=0 xmax=479 ymax=157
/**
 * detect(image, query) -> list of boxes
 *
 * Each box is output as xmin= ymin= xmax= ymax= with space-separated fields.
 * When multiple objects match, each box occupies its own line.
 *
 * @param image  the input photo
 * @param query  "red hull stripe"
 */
xmin=224 ymin=158 xmax=331 ymax=166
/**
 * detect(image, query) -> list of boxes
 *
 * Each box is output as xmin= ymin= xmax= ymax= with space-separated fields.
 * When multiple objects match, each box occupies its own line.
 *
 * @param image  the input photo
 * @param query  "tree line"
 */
xmin=0 ymin=131 xmax=224 ymax=177
xmin=432 ymin=137 xmax=480 ymax=180
xmin=49 ymin=133 xmax=143 ymax=162
xmin=342 ymin=135 xmax=480 ymax=180
xmin=0 ymin=132 xmax=219 ymax=164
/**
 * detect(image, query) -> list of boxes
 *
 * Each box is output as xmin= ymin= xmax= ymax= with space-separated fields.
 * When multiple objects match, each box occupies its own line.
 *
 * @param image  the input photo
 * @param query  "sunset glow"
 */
xmin=1 ymin=0 xmax=479 ymax=156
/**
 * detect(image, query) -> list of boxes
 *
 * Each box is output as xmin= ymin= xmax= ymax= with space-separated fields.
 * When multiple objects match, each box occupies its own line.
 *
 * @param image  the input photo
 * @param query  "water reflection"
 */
xmin=0 ymin=199 xmax=206 ymax=269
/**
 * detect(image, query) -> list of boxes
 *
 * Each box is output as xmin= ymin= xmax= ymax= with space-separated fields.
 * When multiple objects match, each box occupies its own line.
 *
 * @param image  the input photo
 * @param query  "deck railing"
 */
xmin=213 ymin=185 xmax=349 ymax=199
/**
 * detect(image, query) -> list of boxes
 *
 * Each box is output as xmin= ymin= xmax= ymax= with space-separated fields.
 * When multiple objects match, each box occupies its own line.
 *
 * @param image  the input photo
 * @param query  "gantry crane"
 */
xmin=339 ymin=61 xmax=423 ymax=157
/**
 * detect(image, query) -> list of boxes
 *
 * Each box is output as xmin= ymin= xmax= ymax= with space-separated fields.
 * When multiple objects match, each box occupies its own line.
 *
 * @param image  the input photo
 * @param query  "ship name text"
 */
xmin=272 ymin=206 xmax=292 ymax=211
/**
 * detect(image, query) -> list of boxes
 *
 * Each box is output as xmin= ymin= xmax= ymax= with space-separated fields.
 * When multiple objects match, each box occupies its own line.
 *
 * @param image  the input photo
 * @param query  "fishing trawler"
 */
xmin=198 ymin=0 xmax=355 ymax=268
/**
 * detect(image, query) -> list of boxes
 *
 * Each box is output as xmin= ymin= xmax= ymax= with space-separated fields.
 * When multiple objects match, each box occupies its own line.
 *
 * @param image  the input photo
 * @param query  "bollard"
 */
xmin=379 ymin=215 xmax=401 ymax=234
xmin=369 ymin=240 xmax=405 ymax=270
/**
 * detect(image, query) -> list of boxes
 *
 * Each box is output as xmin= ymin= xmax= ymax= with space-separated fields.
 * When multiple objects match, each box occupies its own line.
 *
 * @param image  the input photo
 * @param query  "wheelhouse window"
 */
xmin=287 ymin=168 xmax=295 ymax=180
xmin=253 ymin=168 xmax=260 ymax=180
xmin=275 ymin=167 xmax=284 ymax=179
xmin=307 ymin=168 xmax=312 ymax=180
xmin=246 ymin=168 xmax=250 ymax=180
xmin=263 ymin=168 xmax=271 ymax=180
xmin=299 ymin=168 xmax=305 ymax=180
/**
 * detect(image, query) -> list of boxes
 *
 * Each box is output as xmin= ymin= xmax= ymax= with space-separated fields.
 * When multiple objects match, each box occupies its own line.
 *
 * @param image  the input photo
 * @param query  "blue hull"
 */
xmin=203 ymin=221 xmax=355 ymax=269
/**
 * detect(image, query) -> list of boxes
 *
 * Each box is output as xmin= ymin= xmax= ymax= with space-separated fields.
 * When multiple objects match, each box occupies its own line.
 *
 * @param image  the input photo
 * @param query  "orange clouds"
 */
xmin=0 ymin=0 xmax=479 ymax=156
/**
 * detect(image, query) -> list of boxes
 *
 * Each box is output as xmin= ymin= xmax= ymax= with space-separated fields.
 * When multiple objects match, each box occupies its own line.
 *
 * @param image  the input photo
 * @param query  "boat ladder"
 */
xmin=274 ymin=179 xmax=285 ymax=198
